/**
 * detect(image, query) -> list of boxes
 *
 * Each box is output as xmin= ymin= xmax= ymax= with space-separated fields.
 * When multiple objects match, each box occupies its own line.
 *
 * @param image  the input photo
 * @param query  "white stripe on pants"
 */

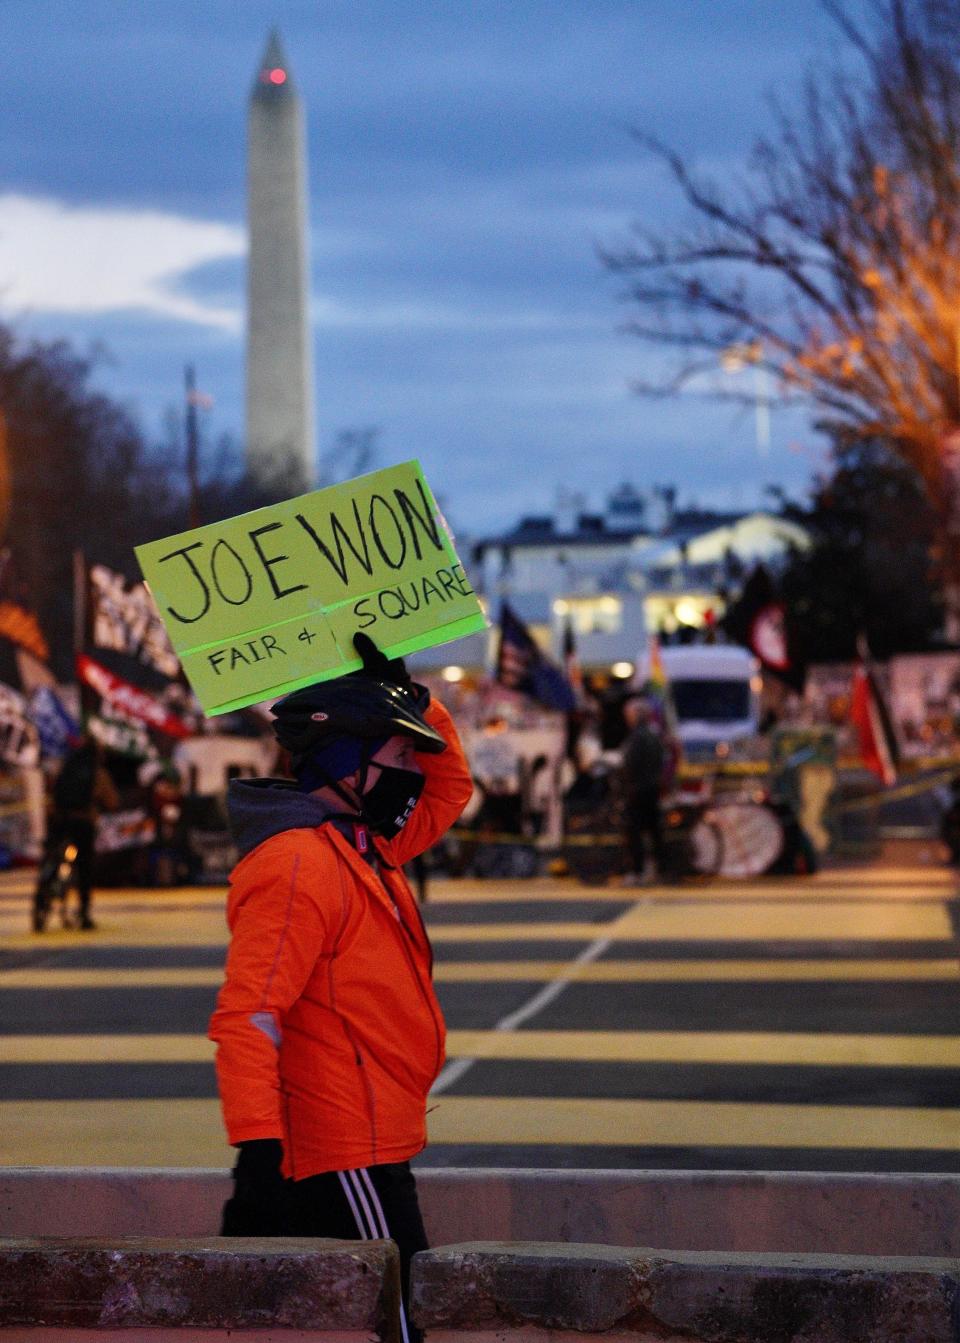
xmin=337 ymin=1168 xmax=411 ymax=1343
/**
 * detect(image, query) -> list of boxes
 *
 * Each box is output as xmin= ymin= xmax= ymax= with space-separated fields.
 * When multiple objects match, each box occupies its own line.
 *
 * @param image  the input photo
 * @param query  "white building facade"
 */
xmin=412 ymin=484 xmax=809 ymax=677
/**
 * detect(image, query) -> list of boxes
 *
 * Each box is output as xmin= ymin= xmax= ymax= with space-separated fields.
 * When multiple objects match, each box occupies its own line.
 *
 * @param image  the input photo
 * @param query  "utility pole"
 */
xmin=184 ymin=364 xmax=200 ymax=530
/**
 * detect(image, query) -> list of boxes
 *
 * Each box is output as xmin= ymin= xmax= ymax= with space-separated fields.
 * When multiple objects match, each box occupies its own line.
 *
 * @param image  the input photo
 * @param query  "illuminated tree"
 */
xmin=606 ymin=1 xmax=960 ymax=625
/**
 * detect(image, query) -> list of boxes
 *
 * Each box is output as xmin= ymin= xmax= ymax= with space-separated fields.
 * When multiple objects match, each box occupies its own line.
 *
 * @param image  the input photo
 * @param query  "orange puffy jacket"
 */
xmin=208 ymin=698 xmax=472 ymax=1178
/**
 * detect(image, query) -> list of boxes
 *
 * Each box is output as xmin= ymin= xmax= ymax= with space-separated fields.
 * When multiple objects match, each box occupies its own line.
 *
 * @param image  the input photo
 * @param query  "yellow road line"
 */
xmin=5 ymin=1028 xmax=959 ymax=1069
xmin=428 ymin=900 xmax=953 ymax=941
xmin=810 ymin=867 xmax=955 ymax=884
xmin=0 ymin=1035 xmax=215 ymax=1063
xmin=0 ymin=967 xmax=223 ymax=988
xmin=4 ymin=1095 xmax=956 ymax=1165
xmin=633 ymin=889 xmax=956 ymax=903
xmin=426 ymin=1096 xmax=960 ymax=1150
xmin=0 ymin=1100 xmax=231 ymax=1167
xmin=608 ymin=900 xmax=953 ymax=940
xmin=0 ymin=889 xmax=227 ymax=908
xmin=427 ymin=922 xmax=634 ymax=942
xmin=0 ymin=918 xmax=230 ymax=949
xmin=3 ymin=885 xmax=953 ymax=905
xmin=424 ymin=878 xmax=957 ymax=903
xmin=6 ymin=957 xmax=956 ymax=990
xmin=444 ymin=1029 xmax=960 ymax=1067
xmin=434 ymin=959 xmax=960 ymax=982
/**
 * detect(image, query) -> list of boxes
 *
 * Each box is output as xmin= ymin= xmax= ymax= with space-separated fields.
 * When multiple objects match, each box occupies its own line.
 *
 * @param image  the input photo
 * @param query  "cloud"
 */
xmin=0 ymin=194 xmax=245 ymax=330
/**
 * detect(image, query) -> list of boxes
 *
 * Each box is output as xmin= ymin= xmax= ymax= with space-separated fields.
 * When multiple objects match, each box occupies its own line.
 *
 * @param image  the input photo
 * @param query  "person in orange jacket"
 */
xmin=208 ymin=633 xmax=472 ymax=1343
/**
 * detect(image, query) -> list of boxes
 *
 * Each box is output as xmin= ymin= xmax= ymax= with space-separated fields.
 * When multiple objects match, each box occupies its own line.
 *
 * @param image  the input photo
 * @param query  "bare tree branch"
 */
xmin=608 ymin=0 xmax=960 ymax=538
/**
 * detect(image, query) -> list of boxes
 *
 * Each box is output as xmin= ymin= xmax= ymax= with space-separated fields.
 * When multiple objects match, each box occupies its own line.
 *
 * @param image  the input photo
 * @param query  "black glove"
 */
xmin=220 ymin=1138 xmax=290 ymax=1236
xmin=353 ymin=632 xmax=411 ymax=688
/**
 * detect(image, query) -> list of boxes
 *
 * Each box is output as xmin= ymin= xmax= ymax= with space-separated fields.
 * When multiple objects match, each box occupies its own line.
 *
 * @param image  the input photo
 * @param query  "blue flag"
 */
xmin=495 ymin=603 xmax=576 ymax=712
xmin=29 ymin=687 xmax=80 ymax=759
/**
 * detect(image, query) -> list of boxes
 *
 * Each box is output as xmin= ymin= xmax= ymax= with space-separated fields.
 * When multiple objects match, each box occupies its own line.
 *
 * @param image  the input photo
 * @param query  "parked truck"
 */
xmin=638 ymin=643 xmax=761 ymax=756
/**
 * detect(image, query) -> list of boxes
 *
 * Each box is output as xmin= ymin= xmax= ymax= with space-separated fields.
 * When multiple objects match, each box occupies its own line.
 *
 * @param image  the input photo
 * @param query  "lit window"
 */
xmin=563 ymin=596 xmax=622 ymax=635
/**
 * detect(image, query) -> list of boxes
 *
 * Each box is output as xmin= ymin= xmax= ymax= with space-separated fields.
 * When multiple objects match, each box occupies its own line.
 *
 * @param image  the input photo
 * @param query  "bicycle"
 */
xmin=32 ymin=836 xmax=81 ymax=932
xmin=561 ymin=764 xmax=725 ymax=884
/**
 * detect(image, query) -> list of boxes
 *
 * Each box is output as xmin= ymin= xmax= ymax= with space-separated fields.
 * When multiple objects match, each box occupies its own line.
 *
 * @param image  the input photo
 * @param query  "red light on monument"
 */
xmin=268 ymin=67 xmax=287 ymax=84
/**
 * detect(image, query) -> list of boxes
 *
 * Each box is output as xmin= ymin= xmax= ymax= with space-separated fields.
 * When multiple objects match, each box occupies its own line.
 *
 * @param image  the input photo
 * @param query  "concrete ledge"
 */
xmin=5 ymin=1167 xmax=960 ymax=1256
xmin=411 ymin=1241 xmax=960 ymax=1342
xmin=0 ymin=1237 xmax=399 ymax=1339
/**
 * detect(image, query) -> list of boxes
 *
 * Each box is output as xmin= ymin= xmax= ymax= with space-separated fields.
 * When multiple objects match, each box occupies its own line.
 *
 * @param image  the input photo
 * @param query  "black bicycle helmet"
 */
xmin=271 ymin=671 xmax=446 ymax=761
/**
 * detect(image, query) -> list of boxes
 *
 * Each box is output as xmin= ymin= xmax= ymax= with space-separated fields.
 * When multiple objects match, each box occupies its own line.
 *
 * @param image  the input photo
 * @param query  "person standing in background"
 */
xmin=620 ymin=696 xmax=666 ymax=885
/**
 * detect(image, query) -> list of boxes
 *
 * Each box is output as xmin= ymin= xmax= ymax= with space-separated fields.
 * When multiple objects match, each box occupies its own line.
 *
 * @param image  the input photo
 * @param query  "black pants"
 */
xmin=624 ymin=788 xmax=664 ymax=875
xmin=288 ymin=1161 xmax=427 ymax=1343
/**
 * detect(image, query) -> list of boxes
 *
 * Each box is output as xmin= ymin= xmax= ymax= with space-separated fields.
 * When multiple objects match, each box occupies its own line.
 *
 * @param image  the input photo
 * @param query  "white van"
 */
xmin=638 ymin=644 xmax=760 ymax=754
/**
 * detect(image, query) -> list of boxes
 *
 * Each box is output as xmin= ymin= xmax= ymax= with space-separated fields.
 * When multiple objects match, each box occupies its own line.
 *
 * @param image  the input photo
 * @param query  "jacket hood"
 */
xmin=227 ymin=777 xmax=345 ymax=860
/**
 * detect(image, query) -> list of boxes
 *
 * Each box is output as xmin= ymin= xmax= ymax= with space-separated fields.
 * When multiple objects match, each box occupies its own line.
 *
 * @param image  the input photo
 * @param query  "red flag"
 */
xmin=76 ymin=654 xmax=191 ymax=739
xmin=723 ymin=565 xmax=806 ymax=693
xmin=851 ymin=659 xmax=898 ymax=787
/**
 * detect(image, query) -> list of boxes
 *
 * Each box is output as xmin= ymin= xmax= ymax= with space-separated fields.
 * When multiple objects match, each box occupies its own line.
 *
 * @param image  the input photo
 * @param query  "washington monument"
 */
xmin=246 ymin=30 xmax=316 ymax=486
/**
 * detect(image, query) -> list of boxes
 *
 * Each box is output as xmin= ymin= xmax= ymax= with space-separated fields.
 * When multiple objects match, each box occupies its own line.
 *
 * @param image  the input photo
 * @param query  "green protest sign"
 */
xmin=135 ymin=460 xmax=487 ymax=715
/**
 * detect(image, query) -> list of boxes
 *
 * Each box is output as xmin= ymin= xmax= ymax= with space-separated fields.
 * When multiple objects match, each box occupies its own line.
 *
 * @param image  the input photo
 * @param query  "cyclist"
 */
xmin=209 ymin=633 xmax=472 ymax=1343
xmin=34 ymin=734 xmax=118 ymax=931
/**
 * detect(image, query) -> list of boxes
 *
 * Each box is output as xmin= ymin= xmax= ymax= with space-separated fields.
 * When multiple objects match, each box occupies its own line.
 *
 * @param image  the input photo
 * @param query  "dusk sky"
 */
xmin=0 ymin=1 xmax=845 ymax=533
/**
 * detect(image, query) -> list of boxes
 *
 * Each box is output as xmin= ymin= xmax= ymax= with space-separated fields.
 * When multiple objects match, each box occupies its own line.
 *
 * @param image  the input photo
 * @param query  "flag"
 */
xmin=88 ymin=564 xmax=180 ymax=679
xmin=76 ymin=654 xmax=191 ymax=739
xmin=29 ymin=687 xmax=79 ymax=759
xmin=0 ymin=548 xmax=50 ymax=662
xmin=642 ymin=634 xmax=679 ymax=736
xmin=0 ymin=601 xmax=49 ymax=662
xmin=850 ymin=647 xmax=898 ymax=787
xmin=496 ymin=604 xmax=576 ymax=712
xmin=0 ymin=682 xmax=40 ymax=767
xmin=647 ymin=634 xmax=667 ymax=695
xmin=723 ymin=564 xmax=806 ymax=693
xmin=562 ymin=619 xmax=582 ymax=698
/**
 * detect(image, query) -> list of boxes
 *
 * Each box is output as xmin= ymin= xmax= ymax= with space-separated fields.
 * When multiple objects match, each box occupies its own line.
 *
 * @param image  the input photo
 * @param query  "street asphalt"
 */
xmin=1 ymin=865 xmax=959 ymax=1171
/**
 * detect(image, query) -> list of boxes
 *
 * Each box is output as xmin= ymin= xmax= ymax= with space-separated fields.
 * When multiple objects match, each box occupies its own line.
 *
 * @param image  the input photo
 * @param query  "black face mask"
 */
xmin=362 ymin=765 xmax=425 ymax=839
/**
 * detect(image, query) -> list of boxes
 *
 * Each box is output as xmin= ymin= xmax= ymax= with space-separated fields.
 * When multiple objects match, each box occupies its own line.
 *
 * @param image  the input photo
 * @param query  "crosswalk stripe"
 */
xmin=3 ymin=957 xmax=958 ymax=989
xmin=4 ymin=1028 xmax=959 ymax=1069
xmin=607 ymin=900 xmax=954 ymax=940
xmin=441 ymin=1030 xmax=960 ymax=1067
xmin=433 ymin=959 xmax=960 ymax=982
xmin=0 ymin=920 xmax=230 ymax=949
xmin=0 ymin=1035 xmax=215 ymax=1063
xmin=2 ymin=1094 xmax=958 ymax=1163
xmin=0 ymin=968 xmax=223 ymax=988
xmin=425 ymin=1096 xmax=960 ymax=1150
xmin=8 ymin=892 xmax=946 ymax=947
xmin=427 ymin=902 xmax=954 ymax=941
xmin=0 ymin=1099 xmax=230 ymax=1166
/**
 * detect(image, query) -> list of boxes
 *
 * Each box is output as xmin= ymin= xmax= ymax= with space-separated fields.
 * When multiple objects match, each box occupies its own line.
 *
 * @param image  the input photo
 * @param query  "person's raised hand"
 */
xmin=353 ymin=632 xmax=411 ymax=687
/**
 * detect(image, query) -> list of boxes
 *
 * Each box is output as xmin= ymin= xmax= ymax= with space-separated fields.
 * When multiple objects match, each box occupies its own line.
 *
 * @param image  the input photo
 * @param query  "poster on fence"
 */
xmin=135 ymin=460 xmax=487 ymax=715
xmin=0 ymin=682 xmax=40 ymax=768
